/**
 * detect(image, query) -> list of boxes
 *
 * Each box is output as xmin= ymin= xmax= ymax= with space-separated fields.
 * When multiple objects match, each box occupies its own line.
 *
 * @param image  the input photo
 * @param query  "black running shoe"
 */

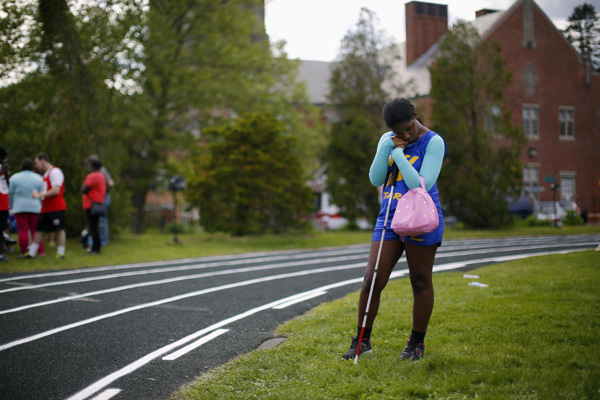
xmin=400 ymin=340 xmax=425 ymax=361
xmin=342 ymin=337 xmax=372 ymax=360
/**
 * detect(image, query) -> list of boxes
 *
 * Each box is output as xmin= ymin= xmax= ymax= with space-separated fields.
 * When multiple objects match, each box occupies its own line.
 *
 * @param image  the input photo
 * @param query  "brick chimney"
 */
xmin=405 ymin=1 xmax=448 ymax=66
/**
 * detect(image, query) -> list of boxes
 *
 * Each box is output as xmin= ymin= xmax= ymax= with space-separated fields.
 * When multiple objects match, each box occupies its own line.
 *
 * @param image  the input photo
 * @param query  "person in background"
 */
xmin=9 ymin=158 xmax=44 ymax=259
xmin=0 ymin=147 xmax=10 ymax=262
xmin=24 ymin=153 xmax=67 ymax=260
xmin=82 ymin=159 xmax=106 ymax=255
xmin=86 ymin=155 xmax=114 ymax=246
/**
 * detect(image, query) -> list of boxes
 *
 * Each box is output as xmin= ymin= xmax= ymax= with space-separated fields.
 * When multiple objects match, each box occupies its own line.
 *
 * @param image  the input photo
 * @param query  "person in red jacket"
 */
xmin=24 ymin=153 xmax=67 ymax=260
xmin=0 ymin=147 xmax=10 ymax=262
xmin=81 ymin=159 xmax=106 ymax=254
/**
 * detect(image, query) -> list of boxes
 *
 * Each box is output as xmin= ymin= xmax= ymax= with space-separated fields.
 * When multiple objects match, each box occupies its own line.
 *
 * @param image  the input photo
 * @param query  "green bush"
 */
xmin=525 ymin=215 xmax=551 ymax=227
xmin=166 ymin=221 xmax=188 ymax=234
xmin=564 ymin=210 xmax=584 ymax=226
xmin=187 ymin=113 xmax=313 ymax=236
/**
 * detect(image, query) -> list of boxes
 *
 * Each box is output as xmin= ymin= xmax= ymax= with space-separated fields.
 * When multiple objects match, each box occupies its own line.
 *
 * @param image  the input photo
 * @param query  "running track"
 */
xmin=0 ymin=234 xmax=598 ymax=399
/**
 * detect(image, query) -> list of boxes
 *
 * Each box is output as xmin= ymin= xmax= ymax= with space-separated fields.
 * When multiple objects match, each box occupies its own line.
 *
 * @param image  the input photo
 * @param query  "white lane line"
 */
xmin=65 ymin=247 xmax=586 ymax=400
xmin=0 ymin=239 xmax=573 ymax=294
xmin=0 ymin=253 xmax=368 ymax=294
xmin=0 ymin=247 xmax=370 ymax=283
xmin=272 ymin=291 xmax=328 ymax=309
xmin=64 ymin=289 xmax=329 ymax=400
xmin=1 ymin=247 xmax=587 ymax=353
xmin=0 ymin=263 xmax=365 ymax=352
xmin=162 ymin=329 xmax=230 ymax=361
xmin=2 ymin=240 xmax=597 ymax=315
xmin=89 ymin=388 xmax=121 ymax=400
xmin=3 ymin=234 xmax=594 ymax=284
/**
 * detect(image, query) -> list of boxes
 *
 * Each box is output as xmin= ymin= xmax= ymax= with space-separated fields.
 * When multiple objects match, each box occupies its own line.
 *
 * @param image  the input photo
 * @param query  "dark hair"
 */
xmin=21 ymin=158 xmax=34 ymax=171
xmin=85 ymin=154 xmax=100 ymax=163
xmin=0 ymin=147 xmax=6 ymax=162
xmin=35 ymin=152 xmax=50 ymax=162
xmin=89 ymin=159 xmax=103 ymax=170
xmin=382 ymin=98 xmax=423 ymax=128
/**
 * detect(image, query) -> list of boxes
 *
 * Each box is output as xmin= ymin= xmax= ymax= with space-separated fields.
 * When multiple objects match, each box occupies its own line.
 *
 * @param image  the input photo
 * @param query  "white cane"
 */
xmin=354 ymin=165 xmax=398 ymax=364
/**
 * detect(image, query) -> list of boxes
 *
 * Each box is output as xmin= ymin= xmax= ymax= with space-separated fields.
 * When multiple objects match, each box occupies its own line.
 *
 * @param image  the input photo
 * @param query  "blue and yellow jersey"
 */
xmin=374 ymin=130 xmax=445 ymax=246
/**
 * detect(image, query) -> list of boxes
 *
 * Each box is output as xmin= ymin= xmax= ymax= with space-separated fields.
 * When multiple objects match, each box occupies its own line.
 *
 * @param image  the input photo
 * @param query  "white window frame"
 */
xmin=559 ymin=171 xmax=576 ymax=202
xmin=522 ymin=104 xmax=539 ymax=140
xmin=523 ymin=164 xmax=541 ymax=199
xmin=558 ymin=106 xmax=575 ymax=141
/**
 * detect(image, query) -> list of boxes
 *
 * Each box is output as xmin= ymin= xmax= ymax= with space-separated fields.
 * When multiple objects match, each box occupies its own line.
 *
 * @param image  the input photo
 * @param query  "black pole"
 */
xmin=168 ymin=188 xmax=182 ymax=245
xmin=167 ymin=175 xmax=185 ymax=245
xmin=553 ymin=187 xmax=557 ymax=228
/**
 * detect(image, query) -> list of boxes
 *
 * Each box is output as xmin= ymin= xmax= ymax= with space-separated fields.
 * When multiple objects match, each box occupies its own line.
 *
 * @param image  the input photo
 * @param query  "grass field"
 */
xmin=173 ymin=250 xmax=600 ymax=400
xmin=1 ymin=224 xmax=599 ymax=274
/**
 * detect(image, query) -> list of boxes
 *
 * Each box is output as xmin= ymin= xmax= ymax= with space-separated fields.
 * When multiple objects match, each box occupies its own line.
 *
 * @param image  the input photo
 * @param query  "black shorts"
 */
xmin=0 ymin=210 xmax=8 ymax=231
xmin=37 ymin=210 xmax=66 ymax=232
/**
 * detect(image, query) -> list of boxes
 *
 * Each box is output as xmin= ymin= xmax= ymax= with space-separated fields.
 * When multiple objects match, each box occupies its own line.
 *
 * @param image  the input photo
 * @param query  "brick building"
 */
xmin=407 ymin=0 xmax=599 ymax=220
xmin=299 ymin=0 xmax=600 ymax=221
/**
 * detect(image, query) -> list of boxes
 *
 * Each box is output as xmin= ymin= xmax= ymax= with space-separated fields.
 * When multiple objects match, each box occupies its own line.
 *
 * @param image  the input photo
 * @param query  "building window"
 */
xmin=415 ymin=2 xmax=424 ymax=14
xmin=522 ymin=105 xmax=539 ymax=138
xmin=559 ymin=107 xmax=574 ymax=140
xmin=523 ymin=165 xmax=540 ymax=198
xmin=560 ymin=172 xmax=576 ymax=202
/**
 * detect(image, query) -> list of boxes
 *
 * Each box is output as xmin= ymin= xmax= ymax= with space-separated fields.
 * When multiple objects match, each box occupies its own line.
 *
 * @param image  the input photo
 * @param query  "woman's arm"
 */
xmin=391 ymin=135 xmax=445 ymax=190
xmin=368 ymin=132 xmax=395 ymax=186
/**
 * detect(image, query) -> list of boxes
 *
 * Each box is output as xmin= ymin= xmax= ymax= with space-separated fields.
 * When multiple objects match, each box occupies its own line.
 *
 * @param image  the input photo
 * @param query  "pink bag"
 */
xmin=391 ymin=176 xmax=439 ymax=237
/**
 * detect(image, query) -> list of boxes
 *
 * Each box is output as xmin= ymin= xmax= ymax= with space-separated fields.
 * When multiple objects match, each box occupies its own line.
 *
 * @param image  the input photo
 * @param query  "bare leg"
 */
xmin=357 ymin=239 xmax=405 ymax=329
xmin=404 ymin=242 xmax=438 ymax=332
xmin=32 ymin=231 xmax=43 ymax=245
xmin=57 ymin=230 xmax=66 ymax=248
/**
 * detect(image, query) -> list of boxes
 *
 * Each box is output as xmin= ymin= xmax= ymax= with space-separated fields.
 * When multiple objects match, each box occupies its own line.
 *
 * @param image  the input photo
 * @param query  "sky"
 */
xmin=265 ymin=0 xmax=592 ymax=62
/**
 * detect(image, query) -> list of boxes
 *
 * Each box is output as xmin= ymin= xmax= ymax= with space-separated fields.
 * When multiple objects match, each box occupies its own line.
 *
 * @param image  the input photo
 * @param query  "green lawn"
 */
xmin=174 ymin=250 xmax=600 ymax=400
xmin=1 ymin=224 xmax=599 ymax=274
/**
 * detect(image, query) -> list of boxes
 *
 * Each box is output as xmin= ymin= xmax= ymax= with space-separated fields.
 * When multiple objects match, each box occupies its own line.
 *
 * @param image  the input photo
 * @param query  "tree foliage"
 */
xmin=429 ymin=22 xmax=525 ymax=229
xmin=0 ymin=0 xmax=317 ymax=235
xmin=186 ymin=113 xmax=313 ymax=236
xmin=326 ymin=8 xmax=408 ymax=227
xmin=0 ymin=0 xmax=137 ymax=235
xmin=564 ymin=3 xmax=600 ymax=71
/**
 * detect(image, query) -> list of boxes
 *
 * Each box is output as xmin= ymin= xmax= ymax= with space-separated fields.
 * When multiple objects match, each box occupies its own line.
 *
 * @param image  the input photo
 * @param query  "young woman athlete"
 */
xmin=342 ymin=98 xmax=446 ymax=361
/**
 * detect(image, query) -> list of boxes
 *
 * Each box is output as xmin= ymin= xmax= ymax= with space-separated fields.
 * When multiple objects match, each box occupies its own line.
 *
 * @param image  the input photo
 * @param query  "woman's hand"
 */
xmin=392 ymin=135 xmax=409 ymax=149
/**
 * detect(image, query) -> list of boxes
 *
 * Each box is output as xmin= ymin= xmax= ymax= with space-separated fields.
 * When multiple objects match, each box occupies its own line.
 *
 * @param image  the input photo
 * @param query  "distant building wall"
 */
xmin=486 ymin=0 xmax=600 ymax=218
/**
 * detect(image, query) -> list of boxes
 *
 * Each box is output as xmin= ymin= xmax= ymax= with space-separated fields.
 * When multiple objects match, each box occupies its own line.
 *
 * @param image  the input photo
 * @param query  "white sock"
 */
xmin=29 ymin=243 xmax=39 ymax=257
xmin=57 ymin=246 xmax=65 ymax=256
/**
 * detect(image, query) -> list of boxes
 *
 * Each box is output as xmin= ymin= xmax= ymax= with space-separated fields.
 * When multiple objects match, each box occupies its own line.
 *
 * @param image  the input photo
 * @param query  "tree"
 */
xmin=326 ymin=8 xmax=408 ymax=227
xmin=0 ymin=0 xmax=139 ymax=235
xmin=564 ymin=3 xmax=600 ymax=71
xmin=1 ymin=1 xmax=313 ymax=234
xmin=120 ymin=0 xmax=317 ymax=233
xmin=429 ymin=22 xmax=525 ymax=229
xmin=186 ymin=113 xmax=313 ymax=236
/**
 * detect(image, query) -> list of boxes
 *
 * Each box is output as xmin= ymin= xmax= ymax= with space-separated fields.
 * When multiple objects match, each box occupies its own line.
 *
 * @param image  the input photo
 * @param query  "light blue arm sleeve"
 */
xmin=8 ymin=178 xmax=14 ymax=210
xmin=368 ymin=132 xmax=395 ymax=186
xmin=390 ymin=135 xmax=445 ymax=190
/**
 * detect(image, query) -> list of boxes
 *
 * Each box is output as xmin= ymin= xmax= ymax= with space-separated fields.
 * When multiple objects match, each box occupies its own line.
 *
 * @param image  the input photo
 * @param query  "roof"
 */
xmin=296 ymin=60 xmax=332 ymax=105
xmin=470 ymin=10 xmax=507 ymax=38
xmin=296 ymin=0 xmax=576 ymax=104
xmin=297 ymin=42 xmax=432 ymax=105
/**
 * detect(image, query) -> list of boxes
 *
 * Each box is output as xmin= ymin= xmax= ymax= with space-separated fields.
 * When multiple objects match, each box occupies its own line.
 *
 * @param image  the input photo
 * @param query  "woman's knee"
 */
xmin=362 ymin=275 xmax=388 ymax=294
xmin=409 ymin=273 xmax=431 ymax=294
